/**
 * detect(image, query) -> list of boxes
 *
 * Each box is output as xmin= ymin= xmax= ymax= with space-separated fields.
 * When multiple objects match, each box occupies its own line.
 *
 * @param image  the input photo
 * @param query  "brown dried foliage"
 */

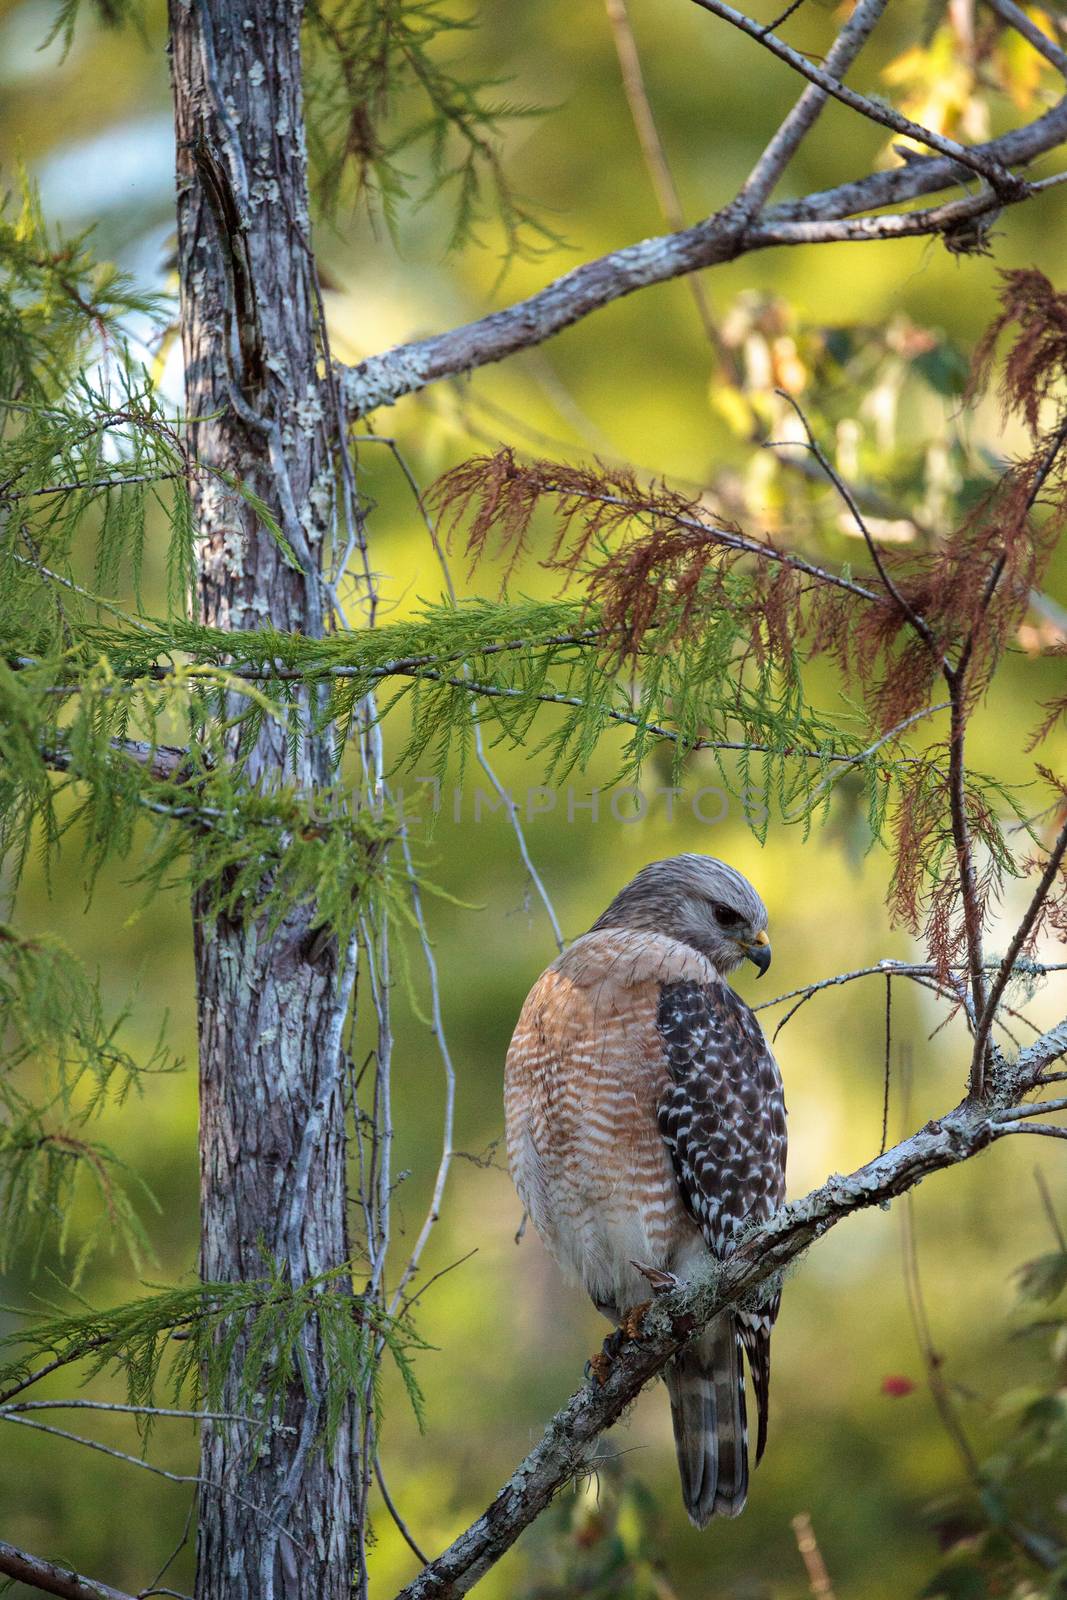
xmin=431 ymin=448 xmax=866 ymax=680
xmin=430 ymin=443 xmax=1051 ymax=741
xmin=1016 ymin=772 xmax=1067 ymax=947
xmin=1029 ymin=650 xmax=1067 ymax=749
xmin=970 ymin=268 xmax=1067 ymax=433
xmin=890 ymin=746 xmax=1005 ymax=979
xmin=429 ymin=274 xmax=1067 ymax=979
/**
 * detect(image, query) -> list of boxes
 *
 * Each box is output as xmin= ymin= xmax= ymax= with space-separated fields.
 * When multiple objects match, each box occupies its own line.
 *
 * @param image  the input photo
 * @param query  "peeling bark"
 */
xmin=167 ymin=2 xmax=356 ymax=1595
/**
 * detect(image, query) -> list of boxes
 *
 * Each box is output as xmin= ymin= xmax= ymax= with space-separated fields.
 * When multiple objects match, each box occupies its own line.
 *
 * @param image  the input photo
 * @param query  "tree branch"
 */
xmin=753 ymin=959 xmax=1066 ymax=1017
xmin=390 ymin=1015 xmax=1067 ymax=1600
xmin=690 ymin=0 xmax=1025 ymax=196
xmin=992 ymin=1121 xmax=1067 ymax=1139
xmin=41 ymin=738 xmax=190 ymax=784
xmin=340 ymin=82 xmax=1067 ymax=416
xmin=0 ymin=1539 xmax=135 ymax=1600
xmin=732 ymin=0 xmax=889 ymax=219
xmin=947 ymin=682 xmax=989 ymax=1090
xmin=972 ymin=816 xmax=1067 ymax=1078
xmin=983 ymin=0 xmax=1067 ymax=79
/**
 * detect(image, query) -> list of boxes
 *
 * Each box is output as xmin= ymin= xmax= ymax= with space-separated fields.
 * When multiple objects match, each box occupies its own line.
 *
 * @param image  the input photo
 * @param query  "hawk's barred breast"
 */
xmin=505 ymin=928 xmax=785 ymax=1310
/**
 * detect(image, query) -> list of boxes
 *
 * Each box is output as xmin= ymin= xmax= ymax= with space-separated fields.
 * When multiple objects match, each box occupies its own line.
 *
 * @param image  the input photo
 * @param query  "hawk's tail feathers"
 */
xmin=664 ymin=1317 xmax=748 ymax=1526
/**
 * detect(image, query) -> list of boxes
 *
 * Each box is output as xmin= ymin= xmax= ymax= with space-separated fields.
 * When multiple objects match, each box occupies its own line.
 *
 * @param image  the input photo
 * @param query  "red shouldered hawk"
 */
xmin=505 ymin=854 xmax=786 ymax=1525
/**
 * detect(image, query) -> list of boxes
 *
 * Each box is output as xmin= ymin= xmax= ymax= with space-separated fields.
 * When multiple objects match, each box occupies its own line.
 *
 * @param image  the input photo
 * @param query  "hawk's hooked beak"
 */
xmin=742 ymin=929 xmax=772 ymax=978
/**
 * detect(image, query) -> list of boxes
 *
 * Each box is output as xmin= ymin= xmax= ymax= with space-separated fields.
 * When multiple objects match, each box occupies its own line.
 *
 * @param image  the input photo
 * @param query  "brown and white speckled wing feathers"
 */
xmin=656 ymin=977 xmax=787 ymax=1462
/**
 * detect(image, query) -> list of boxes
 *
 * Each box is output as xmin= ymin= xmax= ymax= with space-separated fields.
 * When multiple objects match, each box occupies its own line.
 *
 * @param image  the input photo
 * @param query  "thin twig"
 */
xmin=399 ymin=1249 xmax=479 ymax=1316
xmin=760 ymin=0 xmax=806 ymax=35
xmin=995 ymin=1122 xmax=1067 ymax=1139
xmin=8 ymin=550 xmax=155 ymax=633
xmin=137 ymin=1490 xmax=197 ymax=1600
xmin=602 ymin=0 xmax=726 ymax=359
xmin=374 ymin=1454 xmax=429 ymax=1565
xmin=983 ymin=0 xmax=1067 ymax=78
xmin=0 ymin=1400 xmax=261 ymax=1422
xmin=1034 ymin=1167 xmax=1067 ymax=1253
xmin=0 ymin=1414 xmax=308 ymax=1554
xmin=366 ymin=430 xmax=565 ymax=950
xmin=993 ymin=1097 xmax=1067 ymax=1121
xmin=773 ymin=390 xmax=940 ymax=655
xmin=690 ymin=0 xmax=1026 ymax=196
xmin=880 ymin=974 xmax=892 ymax=1156
xmin=1 ymin=471 xmax=181 ymax=503
xmin=753 ymin=959 xmax=1066 ymax=1016
xmin=973 ymin=817 xmax=1067 ymax=1081
xmin=945 ymin=680 xmax=988 ymax=1092
xmin=901 ymin=1193 xmax=983 ymax=1482
xmin=387 ymin=825 xmax=458 ymax=1312
xmin=735 ymin=0 xmax=888 ymax=218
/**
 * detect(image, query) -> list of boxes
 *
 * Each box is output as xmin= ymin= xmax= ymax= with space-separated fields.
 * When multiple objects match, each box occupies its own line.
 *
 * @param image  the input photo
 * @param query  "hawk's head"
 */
xmin=590 ymin=853 xmax=771 ymax=977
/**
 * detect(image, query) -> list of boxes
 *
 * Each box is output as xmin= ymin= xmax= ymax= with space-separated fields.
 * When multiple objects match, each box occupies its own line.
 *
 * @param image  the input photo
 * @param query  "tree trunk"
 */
xmin=168 ymin=2 xmax=356 ymax=1595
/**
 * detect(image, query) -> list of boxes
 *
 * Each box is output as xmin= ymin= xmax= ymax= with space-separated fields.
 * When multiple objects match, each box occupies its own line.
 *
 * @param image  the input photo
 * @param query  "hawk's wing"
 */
xmin=656 ymin=978 xmax=787 ymax=1461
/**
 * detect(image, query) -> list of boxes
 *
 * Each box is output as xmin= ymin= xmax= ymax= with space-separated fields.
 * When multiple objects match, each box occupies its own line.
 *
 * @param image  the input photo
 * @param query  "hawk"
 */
xmin=505 ymin=854 xmax=786 ymax=1525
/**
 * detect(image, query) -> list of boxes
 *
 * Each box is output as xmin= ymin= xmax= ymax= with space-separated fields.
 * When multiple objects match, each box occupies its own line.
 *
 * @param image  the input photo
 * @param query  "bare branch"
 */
xmin=386 ymin=825 xmax=458 ymax=1312
xmin=0 ymin=1411 xmax=208 ymax=1486
xmin=748 ymin=188 xmax=1006 ymax=246
xmin=690 ymin=0 xmax=1025 ymax=196
xmin=734 ymin=0 xmax=888 ymax=218
xmin=753 ymin=959 xmax=1067 ymax=1015
xmin=0 ymin=1539 xmax=135 ymax=1600
xmin=769 ymin=95 xmax=1066 ymax=225
xmin=948 ymin=688 xmax=988 ymax=1084
xmin=994 ymin=1096 xmax=1067 ymax=1120
xmin=983 ymin=0 xmax=1067 ymax=79
xmin=995 ymin=1121 xmax=1067 ymax=1139
xmin=1016 ymin=1017 xmax=1067 ymax=1079
xmin=0 ymin=1400 xmax=261 ymax=1423
xmin=0 ymin=1415 xmax=308 ymax=1554
xmin=375 ymin=1455 xmax=429 ymax=1566
xmin=41 ymin=737 xmax=191 ymax=784
xmin=340 ymin=94 xmax=1067 ymax=416
xmin=1 ymin=472 xmax=181 ymax=504
xmin=973 ymin=816 xmax=1067 ymax=1077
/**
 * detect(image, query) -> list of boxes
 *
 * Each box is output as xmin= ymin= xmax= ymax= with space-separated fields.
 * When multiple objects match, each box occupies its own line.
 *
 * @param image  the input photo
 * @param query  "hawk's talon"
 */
xmin=586 ymin=1322 xmax=630 ymax=1386
xmin=619 ymin=1299 xmax=652 ymax=1341
xmin=586 ymin=1350 xmax=613 ymax=1387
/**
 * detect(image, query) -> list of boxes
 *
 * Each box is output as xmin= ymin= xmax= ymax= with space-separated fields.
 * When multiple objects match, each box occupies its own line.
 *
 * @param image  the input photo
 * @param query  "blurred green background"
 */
xmin=1 ymin=1 xmax=1066 ymax=1596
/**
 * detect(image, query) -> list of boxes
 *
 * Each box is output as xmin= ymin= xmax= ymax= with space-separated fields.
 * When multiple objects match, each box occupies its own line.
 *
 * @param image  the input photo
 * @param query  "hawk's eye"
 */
xmin=712 ymin=902 xmax=743 ymax=930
